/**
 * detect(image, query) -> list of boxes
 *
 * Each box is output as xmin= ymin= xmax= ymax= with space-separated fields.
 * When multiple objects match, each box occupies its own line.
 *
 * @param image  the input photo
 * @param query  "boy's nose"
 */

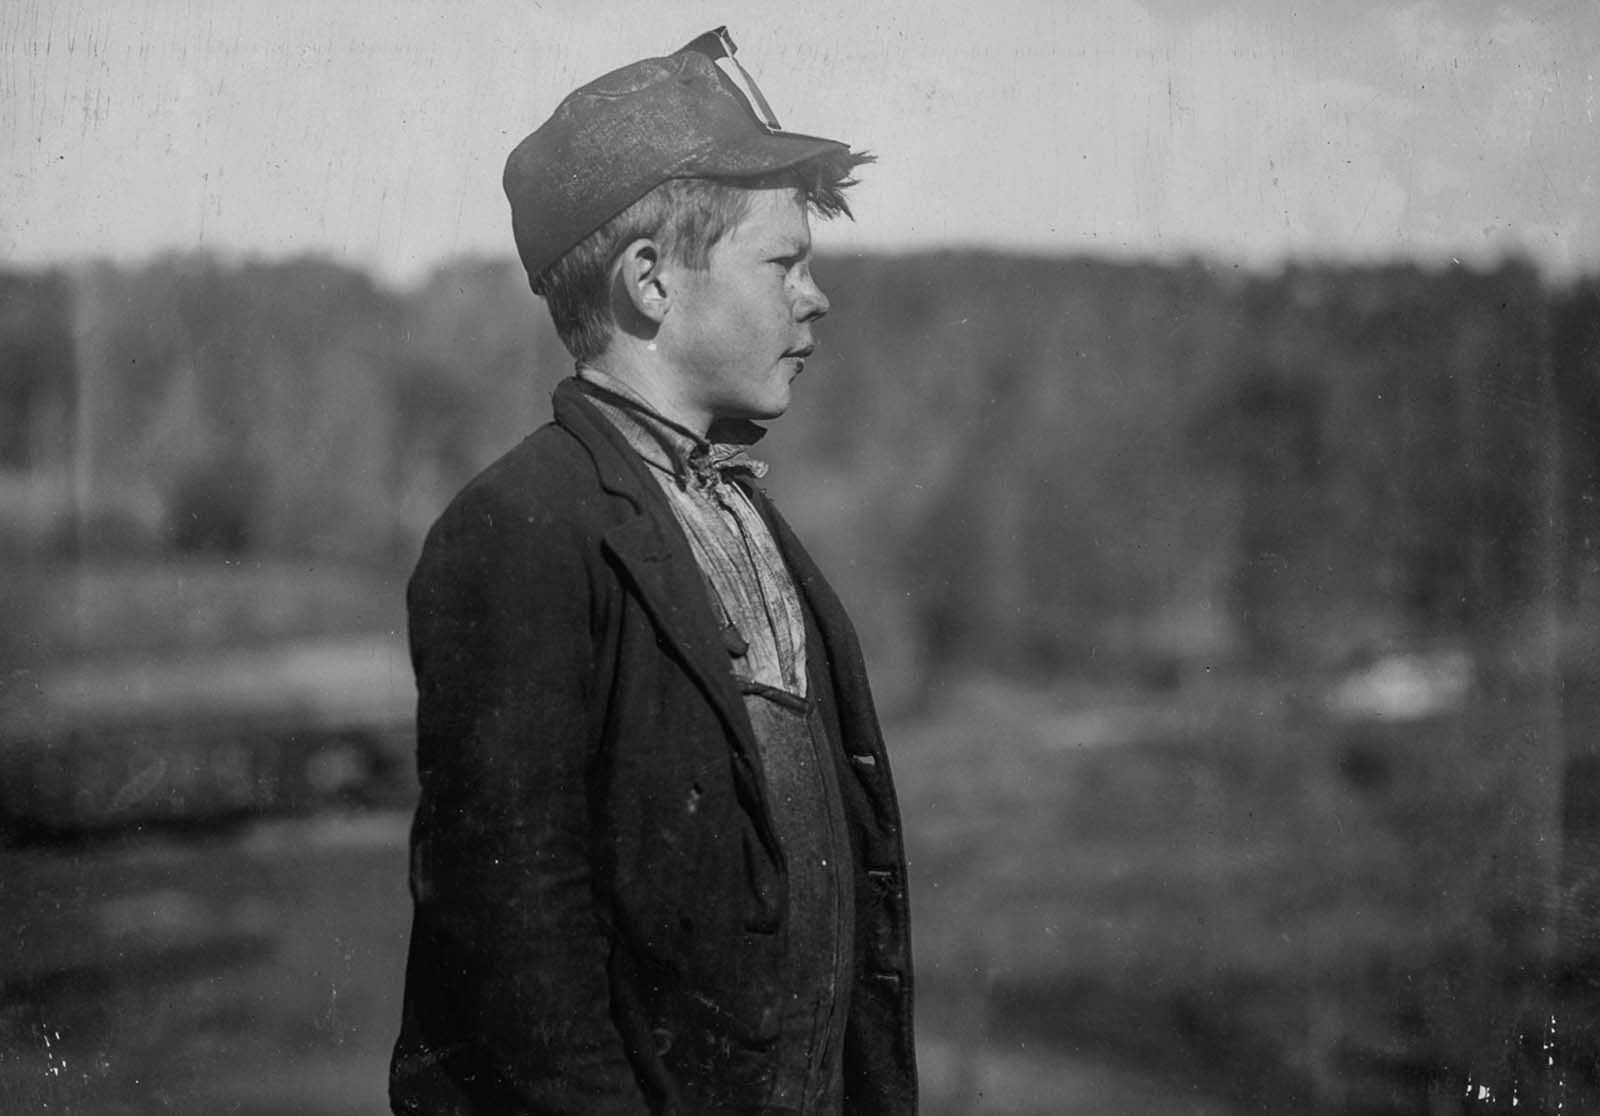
xmin=795 ymin=274 xmax=829 ymax=321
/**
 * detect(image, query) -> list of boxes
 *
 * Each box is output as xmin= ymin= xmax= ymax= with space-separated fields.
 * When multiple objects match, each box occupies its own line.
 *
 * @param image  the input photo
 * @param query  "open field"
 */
xmin=1 ymin=558 xmax=409 ymax=666
xmin=2 ymin=670 xmax=1593 ymax=1114
xmin=902 ymin=672 xmax=1591 ymax=1114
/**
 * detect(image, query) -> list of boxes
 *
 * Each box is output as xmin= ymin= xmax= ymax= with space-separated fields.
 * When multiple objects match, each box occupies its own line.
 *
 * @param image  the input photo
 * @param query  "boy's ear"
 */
xmin=615 ymin=238 xmax=670 ymax=325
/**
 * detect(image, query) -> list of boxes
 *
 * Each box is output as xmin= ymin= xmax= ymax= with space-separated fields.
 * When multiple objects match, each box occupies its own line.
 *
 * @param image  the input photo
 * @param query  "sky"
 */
xmin=3 ymin=0 xmax=1597 ymax=281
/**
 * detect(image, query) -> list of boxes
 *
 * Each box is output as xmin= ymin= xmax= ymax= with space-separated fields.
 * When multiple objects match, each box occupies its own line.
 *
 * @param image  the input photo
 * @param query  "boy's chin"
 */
xmin=751 ymin=399 xmax=791 ymax=423
xmin=720 ymin=391 xmax=791 ymax=424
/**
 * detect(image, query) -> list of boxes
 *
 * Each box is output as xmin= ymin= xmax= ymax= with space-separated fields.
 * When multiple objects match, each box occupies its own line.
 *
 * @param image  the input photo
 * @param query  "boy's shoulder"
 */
xmin=419 ymin=416 xmax=613 ymax=563
xmin=459 ymin=418 xmax=594 ymax=508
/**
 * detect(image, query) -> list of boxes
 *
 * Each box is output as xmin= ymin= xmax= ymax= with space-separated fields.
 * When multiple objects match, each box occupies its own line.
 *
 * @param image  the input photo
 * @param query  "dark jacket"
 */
xmin=391 ymin=379 xmax=916 ymax=1116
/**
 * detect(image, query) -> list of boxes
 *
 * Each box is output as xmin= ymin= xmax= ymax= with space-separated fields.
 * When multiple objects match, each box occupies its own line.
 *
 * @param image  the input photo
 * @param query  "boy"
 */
xmin=391 ymin=29 xmax=916 ymax=1116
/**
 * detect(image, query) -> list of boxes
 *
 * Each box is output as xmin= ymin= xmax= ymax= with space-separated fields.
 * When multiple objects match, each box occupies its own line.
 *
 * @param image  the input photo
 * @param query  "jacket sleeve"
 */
xmin=400 ymin=492 xmax=649 ymax=1116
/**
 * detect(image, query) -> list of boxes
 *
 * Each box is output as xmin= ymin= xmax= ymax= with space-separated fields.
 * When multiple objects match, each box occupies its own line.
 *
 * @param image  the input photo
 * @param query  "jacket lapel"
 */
xmin=751 ymin=484 xmax=905 ymax=830
xmin=552 ymin=381 xmax=754 ymax=749
xmin=749 ymin=486 xmax=866 ymax=698
xmin=601 ymin=514 xmax=752 ymax=738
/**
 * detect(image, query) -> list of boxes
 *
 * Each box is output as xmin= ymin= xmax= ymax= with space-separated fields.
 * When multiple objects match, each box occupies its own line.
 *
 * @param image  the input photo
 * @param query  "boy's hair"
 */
xmin=533 ymin=149 xmax=872 ymax=364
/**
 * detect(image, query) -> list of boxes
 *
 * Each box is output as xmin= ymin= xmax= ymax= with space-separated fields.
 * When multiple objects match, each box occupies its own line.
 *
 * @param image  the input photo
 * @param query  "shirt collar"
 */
xmin=575 ymin=366 xmax=769 ymax=490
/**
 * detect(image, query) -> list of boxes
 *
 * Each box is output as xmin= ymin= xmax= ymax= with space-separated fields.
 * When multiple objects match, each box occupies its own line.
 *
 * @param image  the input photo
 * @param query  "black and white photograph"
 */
xmin=3 ymin=1 xmax=1599 ymax=1113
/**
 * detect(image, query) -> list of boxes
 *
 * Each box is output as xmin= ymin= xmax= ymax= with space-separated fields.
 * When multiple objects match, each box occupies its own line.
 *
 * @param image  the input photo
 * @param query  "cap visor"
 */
xmin=682 ymin=130 xmax=853 ymax=180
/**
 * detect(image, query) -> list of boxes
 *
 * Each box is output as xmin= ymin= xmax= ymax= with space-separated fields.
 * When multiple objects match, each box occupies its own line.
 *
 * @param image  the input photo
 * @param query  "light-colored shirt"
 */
xmin=576 ymin=368 xmax=808 ymax=699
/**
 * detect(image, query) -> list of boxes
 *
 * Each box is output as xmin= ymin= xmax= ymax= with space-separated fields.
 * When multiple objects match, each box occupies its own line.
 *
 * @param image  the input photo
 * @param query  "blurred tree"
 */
xmin=1551 ymin=279 xmax=1600 ymax=612
xmin=0 ymin=269 xmax=74 ymax=473
xmin=1 ymin=252 xmax=1589 ymax=684
xmin=1188 ymin=363 xmax=1326 ymax=662
xmin=169 ymin=455 xmax=263 ymax=554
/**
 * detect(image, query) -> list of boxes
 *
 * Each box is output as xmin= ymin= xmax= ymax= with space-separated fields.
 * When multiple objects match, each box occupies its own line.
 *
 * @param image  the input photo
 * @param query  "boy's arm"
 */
xmin=400 ymin=499 xmax=648 ymax=1116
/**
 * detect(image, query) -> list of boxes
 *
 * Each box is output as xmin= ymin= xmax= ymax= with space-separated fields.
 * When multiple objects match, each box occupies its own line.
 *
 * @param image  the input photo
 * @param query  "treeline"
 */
xmin=3 ymin=254 xmax=1596 ymax=683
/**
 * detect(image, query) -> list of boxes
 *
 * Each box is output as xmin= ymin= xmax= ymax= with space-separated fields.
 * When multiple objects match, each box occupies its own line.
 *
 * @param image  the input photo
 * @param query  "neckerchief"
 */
xmin=574 ymin=367 xmax=768 ymax=491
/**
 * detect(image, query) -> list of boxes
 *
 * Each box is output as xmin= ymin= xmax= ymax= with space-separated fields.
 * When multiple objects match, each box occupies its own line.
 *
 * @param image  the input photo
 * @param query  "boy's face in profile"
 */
xmin=660 ymin=186 xmax=831 ymax=425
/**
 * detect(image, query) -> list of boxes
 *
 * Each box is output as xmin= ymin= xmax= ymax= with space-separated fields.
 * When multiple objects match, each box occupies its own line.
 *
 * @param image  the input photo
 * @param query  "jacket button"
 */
xmin=652 ymin=1027 xmax=673 ymax=1055
xmin=758 ymin=1003 xmax=781 ymax=1038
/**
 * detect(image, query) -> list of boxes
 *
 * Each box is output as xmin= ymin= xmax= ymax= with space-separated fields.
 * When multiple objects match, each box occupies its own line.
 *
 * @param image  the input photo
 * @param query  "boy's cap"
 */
xmin=505 ymin=27 xmax=854 ymax=286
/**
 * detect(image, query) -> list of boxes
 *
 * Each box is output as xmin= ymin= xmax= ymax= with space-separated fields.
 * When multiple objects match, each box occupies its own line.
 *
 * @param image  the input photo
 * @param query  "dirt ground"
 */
xmin=1 ymin=808 xmax=1248 ymax=1116
xmin=8 ymin=669 xmax=1589 ymax=1115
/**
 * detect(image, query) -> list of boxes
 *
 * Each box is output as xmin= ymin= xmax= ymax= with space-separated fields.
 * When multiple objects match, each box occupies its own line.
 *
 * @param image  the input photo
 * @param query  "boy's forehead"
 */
xmin=729 ymin=187 xmax=812 ymax=249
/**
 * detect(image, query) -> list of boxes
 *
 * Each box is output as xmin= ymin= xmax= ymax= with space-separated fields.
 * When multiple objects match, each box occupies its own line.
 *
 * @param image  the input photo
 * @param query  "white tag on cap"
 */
xmin=682 ymin=26 xmax=783 ymax=134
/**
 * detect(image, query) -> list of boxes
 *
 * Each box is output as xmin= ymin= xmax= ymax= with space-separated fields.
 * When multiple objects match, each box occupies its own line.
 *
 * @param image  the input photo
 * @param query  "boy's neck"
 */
xmin=587 ymin=340 xmax=713 ymax=437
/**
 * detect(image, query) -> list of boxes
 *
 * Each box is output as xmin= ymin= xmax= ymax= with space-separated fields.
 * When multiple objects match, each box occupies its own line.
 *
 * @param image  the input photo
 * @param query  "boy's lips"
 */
xmin=783 ymin=344 xmax=815 ymax=371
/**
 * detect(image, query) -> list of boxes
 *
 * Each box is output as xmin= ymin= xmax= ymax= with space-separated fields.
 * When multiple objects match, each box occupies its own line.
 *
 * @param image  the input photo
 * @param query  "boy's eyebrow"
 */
xmin=764 ymin=237 xmax=811 ymax=257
